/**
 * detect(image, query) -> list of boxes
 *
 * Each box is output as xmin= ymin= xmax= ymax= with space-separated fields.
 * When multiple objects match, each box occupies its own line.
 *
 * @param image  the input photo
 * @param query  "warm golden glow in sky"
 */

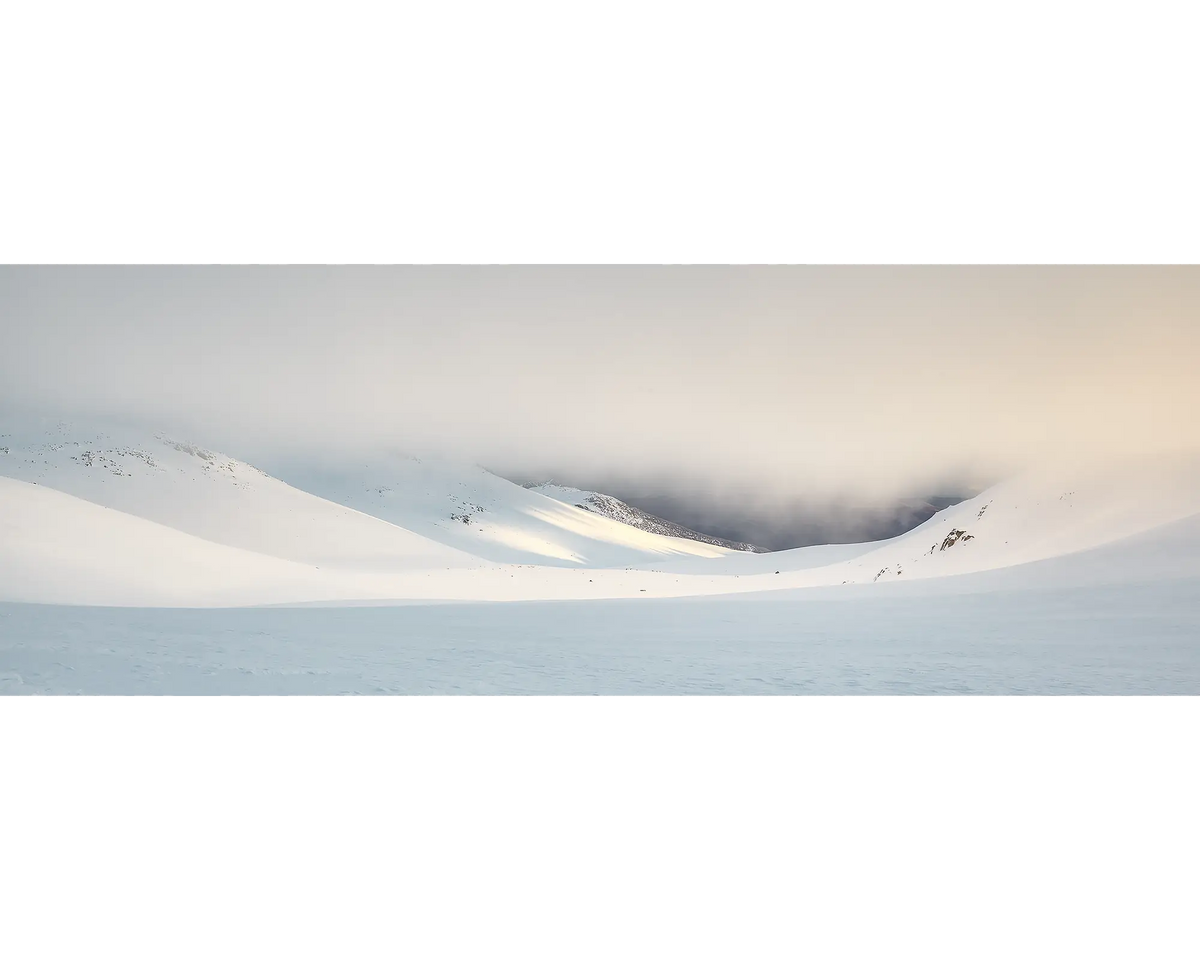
xmin=2 ymin=266 xmax=1198 ymax=498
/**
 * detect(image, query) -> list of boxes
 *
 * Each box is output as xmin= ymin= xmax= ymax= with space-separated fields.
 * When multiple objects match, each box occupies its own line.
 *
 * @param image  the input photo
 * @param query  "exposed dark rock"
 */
xmin=940 ymin=528 xmax=974 ymax=551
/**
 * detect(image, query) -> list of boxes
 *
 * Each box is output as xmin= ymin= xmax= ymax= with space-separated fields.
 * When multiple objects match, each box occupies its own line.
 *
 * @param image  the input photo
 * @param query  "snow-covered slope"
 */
xmin=779 ymin=457 xmax=1200 ymax=587
xmin=614 ymin=456 xmax=1198 ymax=583
xmin=3 ymin=458 xmax=1197 ymax=608
xmin=274 ymin=454 xmax=741 ymax=565
xmin=2 ymin=418 xmax=1198 ymax=607
xmin=0 ymin=476 xmax=338 ymax=606
xmin=0 ymin=421 xmax=481 ymax=571
xmin=524 ymin=482 xmax=763 ymax=552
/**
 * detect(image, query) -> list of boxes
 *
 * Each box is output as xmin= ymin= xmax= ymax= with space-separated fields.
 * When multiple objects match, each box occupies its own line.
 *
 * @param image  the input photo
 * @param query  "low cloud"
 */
xmin=3 ymin=266 xmax=1198 ymax=507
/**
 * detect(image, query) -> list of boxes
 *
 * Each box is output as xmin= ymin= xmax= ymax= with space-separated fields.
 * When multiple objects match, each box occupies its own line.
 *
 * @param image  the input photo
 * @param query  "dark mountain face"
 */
xmin=595 ymin=492 xmax=965 ymax=551
xmin=522 ymin=483 xmax=765 ymax=552
xmin=505 ymin=470 xmax=971 ymax=551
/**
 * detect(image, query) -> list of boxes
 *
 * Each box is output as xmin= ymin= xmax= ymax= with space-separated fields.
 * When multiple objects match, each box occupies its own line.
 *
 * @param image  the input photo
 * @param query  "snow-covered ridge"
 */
xmin=0 ymin=476 xmax=338 ymax=607
xmin=1 ymin=421 xmax=736 ymax=571
xmin=2 ymin=418 xmax=1198 ymax=607
xmin=523 ymin=482 xmax=764 ymax=552
xmin=271 ymin=455 xmax=742 ymax=565
xmin=0 ymin=421 xmax=479 ymax=571
xmin=784 ymin=456 xmax=1200 ymax=586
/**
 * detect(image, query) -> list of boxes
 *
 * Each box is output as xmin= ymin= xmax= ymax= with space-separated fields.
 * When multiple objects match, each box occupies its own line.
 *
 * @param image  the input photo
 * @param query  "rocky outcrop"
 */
xmin=940 ymin=528 xmax=974 ymax=551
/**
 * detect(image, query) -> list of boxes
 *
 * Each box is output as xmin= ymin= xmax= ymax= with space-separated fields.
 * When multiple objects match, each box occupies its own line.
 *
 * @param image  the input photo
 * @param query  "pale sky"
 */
xmin=2 ymin=266 xmax=1198 ymax=503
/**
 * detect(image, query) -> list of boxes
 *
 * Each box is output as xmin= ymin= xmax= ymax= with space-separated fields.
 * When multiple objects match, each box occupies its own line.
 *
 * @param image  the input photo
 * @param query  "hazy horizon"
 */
xmin=4 ymin=266 xmax=1198 ymax=514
